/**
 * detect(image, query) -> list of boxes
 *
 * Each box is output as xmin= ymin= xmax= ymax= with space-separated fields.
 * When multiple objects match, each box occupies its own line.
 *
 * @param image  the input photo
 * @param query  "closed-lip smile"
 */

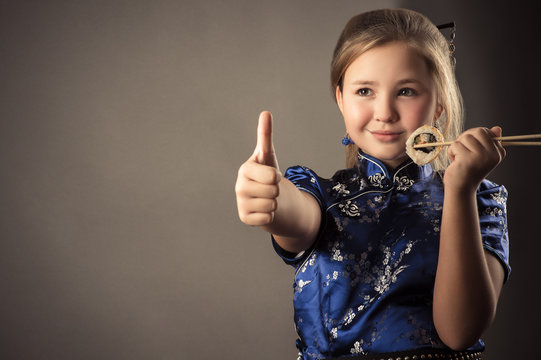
xmin=369 ymin=130 xmax=404 ymax=141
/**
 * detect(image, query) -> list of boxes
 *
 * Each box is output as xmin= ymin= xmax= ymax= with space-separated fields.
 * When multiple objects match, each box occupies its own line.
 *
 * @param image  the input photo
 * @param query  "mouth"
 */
xmin=369 ymin=130 xmax=404 ymax=142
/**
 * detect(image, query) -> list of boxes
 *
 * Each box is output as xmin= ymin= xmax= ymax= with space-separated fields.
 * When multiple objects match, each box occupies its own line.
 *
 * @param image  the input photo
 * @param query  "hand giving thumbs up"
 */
xmin=235 ymin=111 xmax=282 ymax=226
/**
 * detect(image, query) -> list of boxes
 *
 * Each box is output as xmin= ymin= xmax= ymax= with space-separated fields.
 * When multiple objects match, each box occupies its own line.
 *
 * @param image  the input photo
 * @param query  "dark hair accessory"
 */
xmin=437 ymin=21 xmax=456 ymax=66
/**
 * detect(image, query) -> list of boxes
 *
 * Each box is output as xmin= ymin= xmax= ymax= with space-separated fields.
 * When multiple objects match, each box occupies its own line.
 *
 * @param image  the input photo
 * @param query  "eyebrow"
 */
xmin=397 ymin=78 xmax=424 ymax=85
xmin=350 ymin=80 xmax=376 ymax=85
xmin=350 ymin=78 xmax=425 ymax=86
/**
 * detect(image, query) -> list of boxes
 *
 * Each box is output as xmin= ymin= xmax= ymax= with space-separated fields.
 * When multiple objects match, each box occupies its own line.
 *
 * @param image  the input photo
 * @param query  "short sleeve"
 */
xmin=477 ymin=180 xmax=511 ymax=282
xmin=283 ymin=165 xmax=326 ymax=209
xmin=271 ymin=166 xmax=326 ymax=267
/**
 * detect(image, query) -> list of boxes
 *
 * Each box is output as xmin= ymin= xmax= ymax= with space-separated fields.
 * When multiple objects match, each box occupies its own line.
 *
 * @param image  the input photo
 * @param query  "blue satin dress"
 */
xmin=272 ymin=151 xmax=510 ymax=360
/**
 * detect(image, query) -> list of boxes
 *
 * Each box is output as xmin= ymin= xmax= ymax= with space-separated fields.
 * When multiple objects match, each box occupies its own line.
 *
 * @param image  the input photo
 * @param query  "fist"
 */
xmin=235 ymin=111 xmax=282 ymax=226
xmin=444 ymin=126 xmax=506 ymax=191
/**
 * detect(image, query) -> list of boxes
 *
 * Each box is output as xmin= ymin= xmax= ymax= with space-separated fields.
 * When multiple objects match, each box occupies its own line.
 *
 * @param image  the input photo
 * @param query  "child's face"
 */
xmin=337 ymin=41 xmax=441 ymax=169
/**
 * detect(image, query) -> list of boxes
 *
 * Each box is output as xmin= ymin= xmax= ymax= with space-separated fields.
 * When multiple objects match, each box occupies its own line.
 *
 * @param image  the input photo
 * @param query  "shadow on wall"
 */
xmin=400 ymin=1 xmax=541 ymax=360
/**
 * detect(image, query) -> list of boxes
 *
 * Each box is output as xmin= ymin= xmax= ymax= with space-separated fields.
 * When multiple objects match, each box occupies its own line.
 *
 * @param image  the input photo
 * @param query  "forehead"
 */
xmin=343 ymin=41 xmax=433 ymax=85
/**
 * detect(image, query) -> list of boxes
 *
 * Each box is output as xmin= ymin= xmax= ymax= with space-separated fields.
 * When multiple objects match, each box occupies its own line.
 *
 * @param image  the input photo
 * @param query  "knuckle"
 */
xmin=272 ymin=184 xmax=280 ymax=198
xmin=234 ymin=179 xmax=249 ymax=196
xmin=237 ymin=163 xmax=248 ymax=178
xmin=238 ymin=211 xmax=249 ymax=224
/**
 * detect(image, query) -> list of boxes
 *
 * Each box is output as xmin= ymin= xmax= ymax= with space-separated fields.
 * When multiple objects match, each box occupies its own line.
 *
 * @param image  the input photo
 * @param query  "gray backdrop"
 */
xmin=1 ymin=1 xmax=539 ymax=359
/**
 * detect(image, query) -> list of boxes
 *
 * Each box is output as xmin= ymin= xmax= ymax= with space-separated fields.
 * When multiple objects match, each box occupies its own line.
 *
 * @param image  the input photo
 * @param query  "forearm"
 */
xmin=433 ymin=186 xmax=498 ymax=350
xmin=262 ymin=178 xmax=321 ymax=253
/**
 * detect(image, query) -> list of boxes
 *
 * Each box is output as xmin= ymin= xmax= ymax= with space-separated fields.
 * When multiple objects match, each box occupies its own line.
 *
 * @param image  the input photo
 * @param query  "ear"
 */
xmin=435 ymin=103 xmax=444 ymax=120
xmin=336 ymin=86 xmax=344 ymax=115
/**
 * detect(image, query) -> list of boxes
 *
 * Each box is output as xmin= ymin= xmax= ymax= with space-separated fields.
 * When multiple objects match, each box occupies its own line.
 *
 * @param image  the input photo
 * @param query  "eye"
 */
xmin=357 ymin=88 xmax=373 ymax=96
xmin=398 ymin=88 xmax=417 ymax=96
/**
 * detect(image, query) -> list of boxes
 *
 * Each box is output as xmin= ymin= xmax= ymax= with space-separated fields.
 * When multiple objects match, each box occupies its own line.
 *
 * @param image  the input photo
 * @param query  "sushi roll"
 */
xmin=406 ymin=125 xmax=444 ymax=165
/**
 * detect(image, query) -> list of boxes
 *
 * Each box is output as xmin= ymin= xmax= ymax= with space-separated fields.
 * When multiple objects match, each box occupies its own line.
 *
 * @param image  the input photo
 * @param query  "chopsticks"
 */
xmin=413 ymin=134 xmax=541 ymax=149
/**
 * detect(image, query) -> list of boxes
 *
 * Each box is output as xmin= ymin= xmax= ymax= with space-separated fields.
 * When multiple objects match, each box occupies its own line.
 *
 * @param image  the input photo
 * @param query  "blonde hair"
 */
xmin=331 ymin=8 xmax=463 ymax=171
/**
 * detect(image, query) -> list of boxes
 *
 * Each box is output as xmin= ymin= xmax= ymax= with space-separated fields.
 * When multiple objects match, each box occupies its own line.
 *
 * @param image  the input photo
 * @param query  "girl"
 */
xmin=235 ymin=8 xmax=509 ymax=360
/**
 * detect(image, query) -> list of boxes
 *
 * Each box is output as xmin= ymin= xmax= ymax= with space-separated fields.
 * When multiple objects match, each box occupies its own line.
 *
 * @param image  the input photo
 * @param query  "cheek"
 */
xmin=342 ymin=100 xmax=372 ymax=125
xmin=403 ymin=100 xmax=436 ymax=126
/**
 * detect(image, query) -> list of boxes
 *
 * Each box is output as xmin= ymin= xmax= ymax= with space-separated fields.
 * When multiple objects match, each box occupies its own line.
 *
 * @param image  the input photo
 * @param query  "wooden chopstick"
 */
xmin=412 ymin=133 xmax=541 ymax=149
xmin=494 ymin=134 xmax=541 ymax=141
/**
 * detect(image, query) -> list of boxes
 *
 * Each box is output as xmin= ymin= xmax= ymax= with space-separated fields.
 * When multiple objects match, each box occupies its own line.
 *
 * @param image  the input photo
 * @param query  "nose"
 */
xmin=374 ymin=94 xmax=396 ymax=123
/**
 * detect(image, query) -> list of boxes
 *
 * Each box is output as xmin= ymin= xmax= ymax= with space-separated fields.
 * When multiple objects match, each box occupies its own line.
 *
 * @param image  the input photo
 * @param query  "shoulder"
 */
xmin=284 ymin=165 xmax=361 ymax=204
xmin=285 ymin=165 xmax=359 ymax=189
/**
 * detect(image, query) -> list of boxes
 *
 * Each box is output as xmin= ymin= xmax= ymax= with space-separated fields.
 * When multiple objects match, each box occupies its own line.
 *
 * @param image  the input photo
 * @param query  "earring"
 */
xmin=342 ymin=133 xmax=354 ymax=146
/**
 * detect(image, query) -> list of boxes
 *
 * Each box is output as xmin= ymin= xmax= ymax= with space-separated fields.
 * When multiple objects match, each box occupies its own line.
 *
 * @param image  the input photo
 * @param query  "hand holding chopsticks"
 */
xmin=412 ymin=133 xmax=541 ymax=149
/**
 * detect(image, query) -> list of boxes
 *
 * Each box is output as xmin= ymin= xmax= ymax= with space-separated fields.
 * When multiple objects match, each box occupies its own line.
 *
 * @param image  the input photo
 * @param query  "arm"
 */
xmin=235 ymin=111 xmax=321 ymax=253
xmin=433 ymin=127 xmax=506 ymax=350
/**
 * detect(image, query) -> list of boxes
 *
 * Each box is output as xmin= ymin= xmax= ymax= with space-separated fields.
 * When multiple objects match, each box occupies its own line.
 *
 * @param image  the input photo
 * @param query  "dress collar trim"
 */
xmin=356 ymin=150 xmax=434 ymax=184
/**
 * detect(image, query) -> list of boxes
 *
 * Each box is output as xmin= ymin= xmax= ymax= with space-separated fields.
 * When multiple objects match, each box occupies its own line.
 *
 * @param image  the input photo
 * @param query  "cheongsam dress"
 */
xmin=272 ymin=151 xmax=510 ymax=360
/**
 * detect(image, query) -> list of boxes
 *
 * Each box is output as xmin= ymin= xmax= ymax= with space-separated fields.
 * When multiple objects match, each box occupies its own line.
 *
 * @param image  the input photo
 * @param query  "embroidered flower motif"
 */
xmin=330 ymin=240 xmax=344 ymax=262
xmin=350 ymin=340 xmax=364 ymax=354
xmin=300 ymin=254 xmax=317 ymax=273
xmin=332 ymin=183 xmax=351 ymax=196
xmin=332 ymin=249 xmax=343 ymax=262
xmin=331 ymin=327 xmax=338 ymax=339
xmin=359 ymin=178 xmax=367 ymax=191
xmin=339 ymin=200 xmax=361 ymax=217
xmin=334 ymin=216 xmax=344 ymax=232
xmin=490 ymin=188 xmax=507 ymax=204
xmin=294 ymin=279 xmax=312 ymax=294
xmin=483 ymin=207 xmax=503 ymax=217
xmin=368 ymin=173 xmax=386 ymax=188
xmin=344 ymin=308 xmax=356 ymax=325
xmin=395 ymin=175 xmax=414 ymax=191
xmin=324 ymin=270 xmax=341 ymax=287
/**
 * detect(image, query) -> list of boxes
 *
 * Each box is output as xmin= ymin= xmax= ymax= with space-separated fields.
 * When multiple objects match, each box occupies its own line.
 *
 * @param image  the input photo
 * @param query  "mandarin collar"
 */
xmin=356 ymin=150 xmax=434 ymax=183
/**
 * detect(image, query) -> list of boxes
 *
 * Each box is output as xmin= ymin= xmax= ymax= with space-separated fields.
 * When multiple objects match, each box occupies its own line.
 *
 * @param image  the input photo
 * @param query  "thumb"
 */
xmin=253 ymin=111 xmax=279 ymax=169
xmin=489 ymin=126 xmax=502 ymax=138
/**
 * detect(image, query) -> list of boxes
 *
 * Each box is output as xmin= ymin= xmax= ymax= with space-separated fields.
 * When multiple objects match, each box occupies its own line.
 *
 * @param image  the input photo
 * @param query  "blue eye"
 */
xmin=357 ymin=88 xmax=373 ymax=96
xmin=399 ymin=88 xmax=417 ymax=96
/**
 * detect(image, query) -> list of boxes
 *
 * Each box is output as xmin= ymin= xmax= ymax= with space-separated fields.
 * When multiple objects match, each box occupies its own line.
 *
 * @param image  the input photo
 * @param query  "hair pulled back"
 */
xmin=331 ymin=8 xmax=463 ymax=171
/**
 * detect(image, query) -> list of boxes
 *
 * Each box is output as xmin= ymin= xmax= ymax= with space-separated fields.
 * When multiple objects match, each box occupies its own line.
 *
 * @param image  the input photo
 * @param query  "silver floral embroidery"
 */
xmin=350 ymin=340 xmax=364 ymax=354
xmin=339 ymin=200 xmax=361 ymax=217
xmin=368 ymin=173 xmax=386 ymax=188
xmin=490 ymin=188 xmax=507 ymax=205
xmin=332 ymin=249 xmax=344 ymax=262
xmin=331 ymin=240 xmax=344 ymax=262
xmin=343 ymin=308 xmax=356 ymax=325
xmin=359 ymin=178 xmax=367 ymax=191
xmin=324 ymin=270 xmax=340 ymax=287
xmin=295 ymin=279 xmax=312 ymax=294
xmin=300 ymin=254 xmax=317 ymax=273
xmin=332 ymin=183 xmax=351 ymax=196
xmin=395 ymin=175 xmax=414 ymax=191
xmin=483 ymin=207 xmax=503 ymax=217
xmin=334 ymin=216 xmax=344 ymax=232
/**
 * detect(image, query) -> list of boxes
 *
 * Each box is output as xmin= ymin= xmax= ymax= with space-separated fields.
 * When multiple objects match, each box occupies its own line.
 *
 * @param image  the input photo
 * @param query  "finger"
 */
xmin=447 ymin=139 xmax=470 ymax=161
xmin=490 ymin=126 xmax=502 ymax=138
xmin=240 ymin=197 xmax=278 ymax=213
xmin=239 ymin=160 xmax=281 ymax=185
xmin=239 ymin=212 xmax=274 ymax=227
xmin=254 ymin=111 xmax=274 ymax=164
xmin=235 ymin=180 xmax=279 ymax=199
xmin=471 ymin=127 xmax=503 ymax=156
xmin=456 ymin=129 xmax=489 ymax=153
xmin=489 ymin=126 xmax=506 ymax=160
